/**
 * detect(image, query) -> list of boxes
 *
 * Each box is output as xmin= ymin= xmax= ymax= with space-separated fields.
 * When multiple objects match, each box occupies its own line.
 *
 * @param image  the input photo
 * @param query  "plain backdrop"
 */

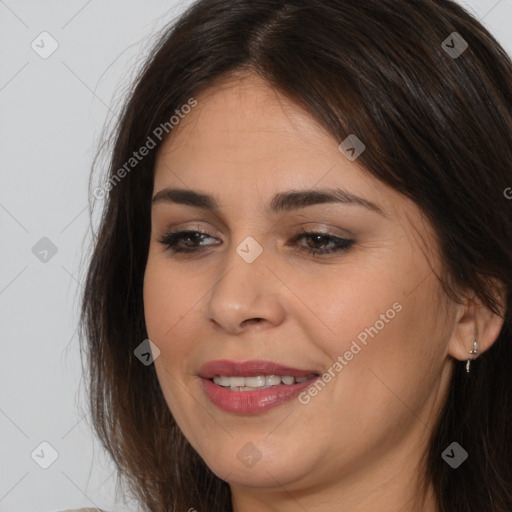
xmin=0 ymin=1 xmax=511 ymax=511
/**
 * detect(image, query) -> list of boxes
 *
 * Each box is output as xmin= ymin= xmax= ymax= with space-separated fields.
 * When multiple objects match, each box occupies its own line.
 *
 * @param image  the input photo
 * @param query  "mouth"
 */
xmin=198 ymin=359 xmax=321 ymax=414
xmin=208 ymin=374 xmax=318 ymax=391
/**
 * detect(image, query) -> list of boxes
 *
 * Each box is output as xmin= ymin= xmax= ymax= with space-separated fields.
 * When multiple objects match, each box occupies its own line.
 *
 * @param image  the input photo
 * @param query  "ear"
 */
xmin=448 ymin=279 xmax=507 ymax=362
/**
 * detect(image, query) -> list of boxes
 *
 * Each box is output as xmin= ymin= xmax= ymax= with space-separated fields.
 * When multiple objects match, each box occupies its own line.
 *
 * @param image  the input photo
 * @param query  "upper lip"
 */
xmin=198 ymin=359 xmax=320 ymax=379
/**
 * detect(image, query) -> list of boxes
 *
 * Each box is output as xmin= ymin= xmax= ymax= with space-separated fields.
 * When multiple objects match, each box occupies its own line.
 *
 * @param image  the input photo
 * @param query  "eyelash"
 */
xmin=158 ymin=227 xmax=355 ymax=257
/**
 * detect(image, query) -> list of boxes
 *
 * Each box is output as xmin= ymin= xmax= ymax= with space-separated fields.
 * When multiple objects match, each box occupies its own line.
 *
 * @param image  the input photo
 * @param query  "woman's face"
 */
xmin=143 ymin=73 xmax=459 ymax=501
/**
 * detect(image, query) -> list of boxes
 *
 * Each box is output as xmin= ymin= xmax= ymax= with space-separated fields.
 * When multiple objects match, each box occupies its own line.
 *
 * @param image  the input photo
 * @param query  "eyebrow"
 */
xmin=151 ymin=187 xmax=387 ymax=217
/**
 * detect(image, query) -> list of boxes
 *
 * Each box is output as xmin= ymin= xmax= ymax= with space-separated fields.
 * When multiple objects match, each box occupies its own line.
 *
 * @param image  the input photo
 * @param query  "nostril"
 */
xmin=242 ymin=318 xmax=264 ymax=326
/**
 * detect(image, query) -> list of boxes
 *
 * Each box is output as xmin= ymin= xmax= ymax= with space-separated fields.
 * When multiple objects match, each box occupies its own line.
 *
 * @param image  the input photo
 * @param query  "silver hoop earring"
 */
xmin=465 ymin=339 xmax=478 ymax=373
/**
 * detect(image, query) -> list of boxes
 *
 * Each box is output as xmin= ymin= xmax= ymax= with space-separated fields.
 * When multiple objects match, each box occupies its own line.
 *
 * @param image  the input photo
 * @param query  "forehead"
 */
xmin=154 ymin=74 xmax=379 ymax=196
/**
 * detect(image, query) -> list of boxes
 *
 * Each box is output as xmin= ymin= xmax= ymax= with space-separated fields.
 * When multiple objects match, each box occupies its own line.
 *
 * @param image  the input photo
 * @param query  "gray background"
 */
xmin=0 ymin=1 xmax=511 ymax=510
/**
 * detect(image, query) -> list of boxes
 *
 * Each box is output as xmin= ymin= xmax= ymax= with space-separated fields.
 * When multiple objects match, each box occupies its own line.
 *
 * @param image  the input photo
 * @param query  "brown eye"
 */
xmin=158 ymin=228 xmax=354 ymax=258
xmin=158 ymin=229 xmax=220 ymax=253
xmin=289 ymin=231 xmax=355 ymax=257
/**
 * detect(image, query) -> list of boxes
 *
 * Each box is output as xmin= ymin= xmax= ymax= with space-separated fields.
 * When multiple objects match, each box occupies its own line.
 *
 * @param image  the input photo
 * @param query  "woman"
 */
xmin=80 ymin=0 xmax=512 ymax=510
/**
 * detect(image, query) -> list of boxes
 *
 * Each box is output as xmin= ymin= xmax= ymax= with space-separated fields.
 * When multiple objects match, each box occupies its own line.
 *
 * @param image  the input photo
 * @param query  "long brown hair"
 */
xmin=79 ymin=1 xmax=512 ymax=510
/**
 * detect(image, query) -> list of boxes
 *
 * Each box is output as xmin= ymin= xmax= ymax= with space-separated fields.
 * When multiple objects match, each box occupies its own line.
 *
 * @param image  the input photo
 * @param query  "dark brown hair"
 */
xmin=79 ymin=0 xmax=512 ymax=510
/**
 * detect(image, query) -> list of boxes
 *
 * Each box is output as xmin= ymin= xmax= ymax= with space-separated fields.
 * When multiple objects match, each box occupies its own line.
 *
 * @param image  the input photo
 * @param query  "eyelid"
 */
xmin=163 ymin=223 xmax=220 ymax=237
xmin=160 ymin=222 xmax=352 ymax=241
xmin=293 ymin=222 xmax=354 ymax=238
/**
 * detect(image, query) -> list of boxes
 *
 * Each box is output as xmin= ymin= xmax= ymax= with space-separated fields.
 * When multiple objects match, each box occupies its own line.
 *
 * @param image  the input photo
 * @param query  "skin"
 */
xmin=143 ymin=72 xmax=505 ymax=512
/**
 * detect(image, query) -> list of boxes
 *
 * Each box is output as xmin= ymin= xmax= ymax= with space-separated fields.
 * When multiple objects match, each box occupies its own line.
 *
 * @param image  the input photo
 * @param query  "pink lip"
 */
xmin=198 ymin=359 xmax=319 ymax=379
xmin=198 ymin=359 xmax=320 ymax=415
xmin=201 ymin=377 xmax=320 ymax=414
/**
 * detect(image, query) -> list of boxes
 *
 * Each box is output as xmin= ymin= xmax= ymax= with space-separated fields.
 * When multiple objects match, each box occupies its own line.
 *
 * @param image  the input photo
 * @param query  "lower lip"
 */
xmin=201 ymin=377 xmax=320 ymax=414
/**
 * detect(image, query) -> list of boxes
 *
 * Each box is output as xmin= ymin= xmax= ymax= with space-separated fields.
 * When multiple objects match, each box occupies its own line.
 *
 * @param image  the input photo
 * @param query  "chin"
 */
xmin=198 ymin=437 xmax=317 ymax=489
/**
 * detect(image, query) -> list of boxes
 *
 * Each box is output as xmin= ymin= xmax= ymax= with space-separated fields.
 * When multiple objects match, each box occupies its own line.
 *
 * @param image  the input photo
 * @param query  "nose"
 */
xmin=202 ymin=243 xmax=286 ymax=335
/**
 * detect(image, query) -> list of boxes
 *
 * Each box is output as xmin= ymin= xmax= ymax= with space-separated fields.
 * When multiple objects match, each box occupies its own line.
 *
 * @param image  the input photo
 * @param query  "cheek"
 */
xmin=312 ymin=265 xmax=445 ymax=402
xmin=313 ymin=239 xmax=442 ymax=356
xmin=143 ymin=258 xmax=190 ymax=343
xmin=143 ymin=259 xmax=195 ymax=414
xmin=142 ymin=255 xmax=212 ymax=398
xmin=309 ymin=265 xmax=401 ymax=349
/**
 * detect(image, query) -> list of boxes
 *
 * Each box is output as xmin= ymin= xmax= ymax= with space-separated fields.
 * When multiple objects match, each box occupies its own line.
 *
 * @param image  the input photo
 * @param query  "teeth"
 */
xmin=215 ymin=376 xmax=230 ymax=387
xmin=266 ymin=375 xmax=282 ymax=386
xmin=245 ymin=376 xmax=266 ymax=387
xmin=212 ymin=374 xmax=314 ymax=390
xmin=229 ymin=376 xmax=245 ymax=387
